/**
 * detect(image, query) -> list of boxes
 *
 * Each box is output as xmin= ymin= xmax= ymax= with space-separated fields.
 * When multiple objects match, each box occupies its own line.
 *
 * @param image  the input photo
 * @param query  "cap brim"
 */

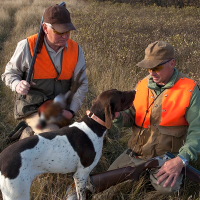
xmin=52 ymin=23 xmax=76 ymax=32
xmin=136 ymin=59 xmax=164 ymax=69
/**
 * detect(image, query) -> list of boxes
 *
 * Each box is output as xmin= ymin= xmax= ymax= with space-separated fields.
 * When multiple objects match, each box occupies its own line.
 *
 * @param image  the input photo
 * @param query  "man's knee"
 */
xmin=108 ymin=150 xmax=146 ymax=171
xmin=108 ymin=150 xmax=135 ymax=171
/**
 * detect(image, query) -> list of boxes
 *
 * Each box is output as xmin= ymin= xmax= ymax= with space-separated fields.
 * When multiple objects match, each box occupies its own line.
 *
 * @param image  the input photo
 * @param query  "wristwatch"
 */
xmin=177 ymin=155 xmax=189 ymax=167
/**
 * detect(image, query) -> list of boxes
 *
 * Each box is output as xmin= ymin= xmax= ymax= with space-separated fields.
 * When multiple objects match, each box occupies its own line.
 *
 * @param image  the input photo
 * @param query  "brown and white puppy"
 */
xmin=37 ymin=92 xmax=72 ymax=129
xmin=37 ymin=69 xmax=84 ymax=129
xmin=0 ymin=89 xmax=135 ymax=200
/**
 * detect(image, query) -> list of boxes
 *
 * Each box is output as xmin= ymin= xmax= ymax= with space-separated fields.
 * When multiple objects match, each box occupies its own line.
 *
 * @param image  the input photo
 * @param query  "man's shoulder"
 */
xmin=175 ymin=72 xmax=198 ymax=92
xmin=67 ymin=38 xmax=78 ymax=45
xmin=177 ymin=72 xmax=190 ymax=79
xmin=10 ymin=38 xmax=30 ymax=57
xmin=177 ymin=71 xmax=197 ymax=83
xmin=16 ymin=38 xmax=29 ymax=50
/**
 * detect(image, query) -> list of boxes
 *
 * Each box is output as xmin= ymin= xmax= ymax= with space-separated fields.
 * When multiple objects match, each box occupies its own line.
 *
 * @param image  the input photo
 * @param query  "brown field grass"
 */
xmin=0 ymin=0 xmax=200 ymax=199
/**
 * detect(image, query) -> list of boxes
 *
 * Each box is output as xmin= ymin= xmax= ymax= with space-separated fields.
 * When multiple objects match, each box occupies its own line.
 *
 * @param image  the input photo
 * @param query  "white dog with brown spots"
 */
xmin=0 ymin=89 xmax=135 ymax=200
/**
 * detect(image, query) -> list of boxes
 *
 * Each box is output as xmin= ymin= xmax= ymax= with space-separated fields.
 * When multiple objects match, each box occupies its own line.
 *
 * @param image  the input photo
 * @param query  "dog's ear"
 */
xmin=104 ymin=104 xmax=113 ymax=129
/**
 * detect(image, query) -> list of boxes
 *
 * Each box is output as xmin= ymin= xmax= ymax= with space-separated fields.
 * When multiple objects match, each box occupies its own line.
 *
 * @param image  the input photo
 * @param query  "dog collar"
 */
xmin=86 ymin=110 xmax=106 ymax=127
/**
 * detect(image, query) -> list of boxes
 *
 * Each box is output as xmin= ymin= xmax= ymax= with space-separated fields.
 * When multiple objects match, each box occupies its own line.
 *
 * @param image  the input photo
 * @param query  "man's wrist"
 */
xmin=13 ymin=80 xmax=21 ymax=92
xmin=177 ymin=155 xmax=189 ymax=167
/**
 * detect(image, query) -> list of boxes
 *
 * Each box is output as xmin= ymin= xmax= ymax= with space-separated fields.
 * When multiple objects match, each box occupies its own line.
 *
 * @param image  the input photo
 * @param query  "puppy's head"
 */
xmin=92 ymin=89 xmax=136 ymax=129
xmin=37 ymin=93 xmax=69 ymax=129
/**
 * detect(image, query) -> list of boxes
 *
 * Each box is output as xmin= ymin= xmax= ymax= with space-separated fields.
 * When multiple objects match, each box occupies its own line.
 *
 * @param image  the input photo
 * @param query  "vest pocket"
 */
xmin=128 ymin=125 xmax=148 ymax=155
xmin=157 ymin=125 xmax=188 ymax=153
xmin=14 ymin=90 xmax=48 ymax=120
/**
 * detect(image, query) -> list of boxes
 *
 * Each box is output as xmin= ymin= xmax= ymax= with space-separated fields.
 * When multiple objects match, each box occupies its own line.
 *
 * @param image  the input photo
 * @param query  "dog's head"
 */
xmin=91 ymin=89 xmax=136 ymax=129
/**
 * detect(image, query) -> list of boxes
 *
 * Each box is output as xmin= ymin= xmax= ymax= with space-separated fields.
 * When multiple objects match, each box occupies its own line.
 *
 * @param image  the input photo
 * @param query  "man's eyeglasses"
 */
xmin=148 ymin=59 xmax=173 ymax=73
xmin=45 ymin=23 xmax=70 ymax=36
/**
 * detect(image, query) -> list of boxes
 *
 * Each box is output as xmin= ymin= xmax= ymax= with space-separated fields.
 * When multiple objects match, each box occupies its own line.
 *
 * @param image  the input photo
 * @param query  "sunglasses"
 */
xmin=148 ymin=59 xmax=173 ymax=73
xmin=45 ymin=23 xmax=70 ymax=36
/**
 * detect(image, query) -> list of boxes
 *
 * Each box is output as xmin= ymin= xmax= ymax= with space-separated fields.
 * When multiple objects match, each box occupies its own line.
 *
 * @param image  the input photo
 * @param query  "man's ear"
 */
xmin=170 ymin=59 xmax=176 ymax=68
xmin=104 ymin=104 xmax=113 ymax=129
xmin=42 ymin=23 xmax=48 ymax=34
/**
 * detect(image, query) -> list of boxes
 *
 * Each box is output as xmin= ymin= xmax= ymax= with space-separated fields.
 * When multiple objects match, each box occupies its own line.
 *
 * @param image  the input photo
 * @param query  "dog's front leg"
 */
xmin=73 ymin=170 xmax=91 ymax=200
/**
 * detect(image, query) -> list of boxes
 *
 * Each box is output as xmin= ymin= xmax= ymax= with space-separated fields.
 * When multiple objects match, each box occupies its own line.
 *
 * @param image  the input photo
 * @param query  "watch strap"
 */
xmin=177 ymin=155 xmax=189 ymax=167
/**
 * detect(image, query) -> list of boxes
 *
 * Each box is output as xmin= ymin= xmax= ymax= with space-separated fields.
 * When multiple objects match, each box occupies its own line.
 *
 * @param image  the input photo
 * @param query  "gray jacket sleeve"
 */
xmin=1 ymin=39 xmax=31 ymax=91
xmin=69 ymin=45 xmax=88 ymax=113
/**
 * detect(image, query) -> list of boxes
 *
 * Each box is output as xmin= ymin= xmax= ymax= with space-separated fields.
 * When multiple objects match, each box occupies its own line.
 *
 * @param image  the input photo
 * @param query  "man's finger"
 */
xmin=162 ymin=175 xmax=173 ymax=187
xmin=21 ymin=84 xmax=29 ymax=90
xmin=30 ymin=81 xmax=36 ymax=86
xmin=157 ymin=173 xmax=169 ymax=185
xmin=21 ymin=80 xmax=30 ymax=87
xmin=155 ymin=166 xmax=165 ymax=178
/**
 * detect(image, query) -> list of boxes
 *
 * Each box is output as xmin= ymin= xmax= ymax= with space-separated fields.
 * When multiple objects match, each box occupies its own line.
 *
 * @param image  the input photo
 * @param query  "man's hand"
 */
xmin=15 ymin=80 xmax=36 ymax=95
xmin=156 ymin=157 xmax=184 ymax=188
xmin=62 ymin=110 xmax=73 ymax=120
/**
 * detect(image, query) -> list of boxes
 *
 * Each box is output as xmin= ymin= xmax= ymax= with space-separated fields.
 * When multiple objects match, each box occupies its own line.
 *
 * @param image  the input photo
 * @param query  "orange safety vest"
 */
xmin=134 ymin=77 xmax=196 ymax=128
xmin=27 ymin=34 xmax=78 ymax=80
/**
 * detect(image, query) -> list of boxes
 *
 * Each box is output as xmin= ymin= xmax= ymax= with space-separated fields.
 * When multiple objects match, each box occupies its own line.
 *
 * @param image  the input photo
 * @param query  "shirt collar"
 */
xmin=44 ymin=37 xmax=68 ymax=54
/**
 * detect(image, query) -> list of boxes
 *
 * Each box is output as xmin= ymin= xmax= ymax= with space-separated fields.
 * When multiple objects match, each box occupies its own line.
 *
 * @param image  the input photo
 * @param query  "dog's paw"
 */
xmin=64 ymin=183 xmax=77 ymax=200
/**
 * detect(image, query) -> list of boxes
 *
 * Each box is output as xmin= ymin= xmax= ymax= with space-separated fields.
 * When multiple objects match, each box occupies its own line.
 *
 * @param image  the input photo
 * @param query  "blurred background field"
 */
xmin=0 ymin=0 xmax=200 ymax=199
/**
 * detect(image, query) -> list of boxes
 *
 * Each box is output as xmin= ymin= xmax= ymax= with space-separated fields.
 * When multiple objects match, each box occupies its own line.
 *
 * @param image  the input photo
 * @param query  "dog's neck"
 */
xmin=82 ymin=110 xmax=107 ymax=137
xmin=86 ymin=110 xmax=106 ymax=127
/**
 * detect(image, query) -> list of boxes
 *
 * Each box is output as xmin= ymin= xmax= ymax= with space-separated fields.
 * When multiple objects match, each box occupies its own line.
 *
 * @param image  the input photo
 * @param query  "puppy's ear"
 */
xmin=38 ymin=100 xmax=53 ymax=115
xmin=104 ymin=104 xmax=113 ymax=129
xmin=54 ymin=94 xmax=66 ymax=109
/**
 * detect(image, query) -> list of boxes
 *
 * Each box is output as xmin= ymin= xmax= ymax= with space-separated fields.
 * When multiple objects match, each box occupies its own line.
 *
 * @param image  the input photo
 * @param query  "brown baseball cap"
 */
xmin=43 ymin=5 xmax=76 ymax=33
xmin=136 ymin=41 xmax=175 ymax=69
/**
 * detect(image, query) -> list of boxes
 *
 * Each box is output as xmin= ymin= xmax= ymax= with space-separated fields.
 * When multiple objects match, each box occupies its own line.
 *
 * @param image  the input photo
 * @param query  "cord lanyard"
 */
xmin=132 ymin=88 xmax=166 ymax=152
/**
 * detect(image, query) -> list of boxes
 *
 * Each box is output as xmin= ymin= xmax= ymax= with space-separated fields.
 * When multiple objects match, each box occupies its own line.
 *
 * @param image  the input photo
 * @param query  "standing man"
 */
xmin=66 ymin=41 xmax=200 ymax=199
xmin=2 ymin=5 xmax=88 ymax=136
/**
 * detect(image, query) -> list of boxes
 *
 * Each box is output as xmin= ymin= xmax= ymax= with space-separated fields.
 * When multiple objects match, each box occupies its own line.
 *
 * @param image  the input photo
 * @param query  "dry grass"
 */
xmin=0 ymin=0 xmax=200 ymax=199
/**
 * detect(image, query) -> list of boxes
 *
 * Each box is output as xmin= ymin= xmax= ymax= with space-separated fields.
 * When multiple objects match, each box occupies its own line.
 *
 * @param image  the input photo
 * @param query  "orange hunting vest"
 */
xmin=27 ymin=34 xmax=78 ymax=80
xmin=134 ymin=77 xmax=196 ymax=128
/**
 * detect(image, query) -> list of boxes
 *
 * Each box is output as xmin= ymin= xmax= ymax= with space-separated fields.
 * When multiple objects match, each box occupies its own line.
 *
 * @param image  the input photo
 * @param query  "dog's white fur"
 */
xmin=0 ymin=121 xmax=105 ymax=200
